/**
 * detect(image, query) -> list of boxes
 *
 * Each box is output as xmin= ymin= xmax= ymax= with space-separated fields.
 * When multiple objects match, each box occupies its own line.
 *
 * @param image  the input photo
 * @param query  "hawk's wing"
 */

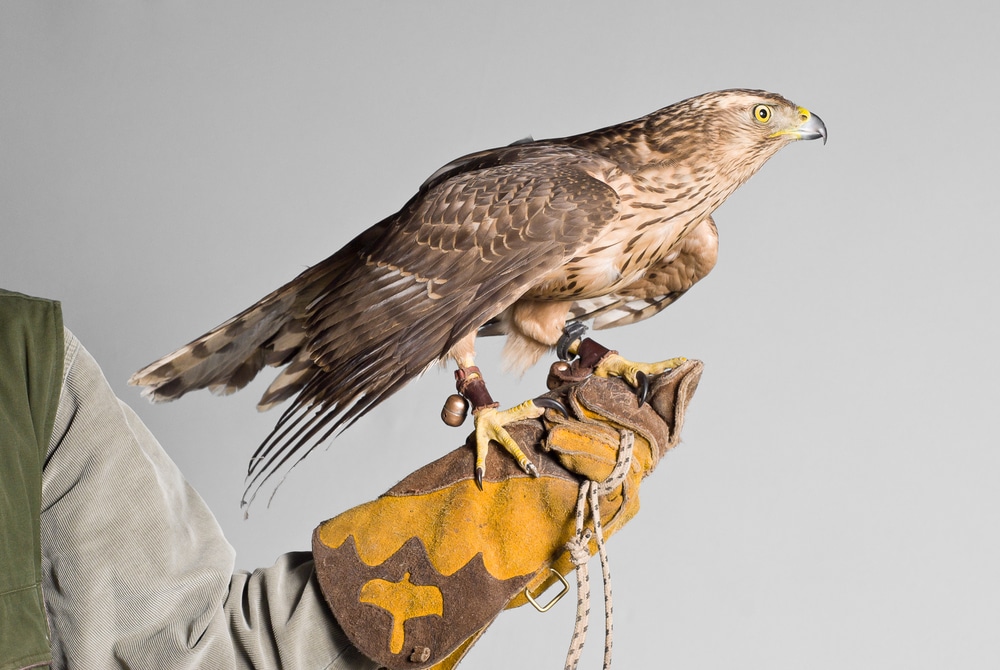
xmin=565 ymin=215 xmax=719 ymax=330
xmin=242 ymin=144 xmax=621 ymax=496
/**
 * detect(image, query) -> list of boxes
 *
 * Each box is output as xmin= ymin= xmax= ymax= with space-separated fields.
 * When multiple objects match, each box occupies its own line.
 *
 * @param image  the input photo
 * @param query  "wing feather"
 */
xmin=567 ymin=216 xmax=719 ymax=329
xmin=241 ymin=144 xmax=621 ymax=500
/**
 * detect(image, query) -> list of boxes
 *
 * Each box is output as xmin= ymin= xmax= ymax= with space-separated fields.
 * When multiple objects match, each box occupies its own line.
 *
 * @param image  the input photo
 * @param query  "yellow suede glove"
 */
xmin=313 ymin=359 xmax=703 ymax=670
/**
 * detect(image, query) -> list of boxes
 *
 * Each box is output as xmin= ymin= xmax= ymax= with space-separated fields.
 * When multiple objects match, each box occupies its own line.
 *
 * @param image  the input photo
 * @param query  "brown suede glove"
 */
xmin=313 ymin=359 xmax=703 ymax=670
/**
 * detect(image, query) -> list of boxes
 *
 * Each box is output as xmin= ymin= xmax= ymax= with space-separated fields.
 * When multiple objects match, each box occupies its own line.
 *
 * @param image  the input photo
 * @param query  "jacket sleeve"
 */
xmin=40 ymin=330 xmax=377 ymax=670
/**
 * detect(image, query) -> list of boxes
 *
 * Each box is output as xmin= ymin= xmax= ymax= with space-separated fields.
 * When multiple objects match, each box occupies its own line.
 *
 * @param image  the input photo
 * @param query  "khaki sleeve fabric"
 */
xmin=40 ymin=330 xmax=378 ymax=670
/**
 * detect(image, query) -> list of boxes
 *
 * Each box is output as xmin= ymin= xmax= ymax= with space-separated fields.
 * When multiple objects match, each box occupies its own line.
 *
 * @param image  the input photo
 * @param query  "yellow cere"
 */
xmin=769 ymin=106 xmax=813 ymax=139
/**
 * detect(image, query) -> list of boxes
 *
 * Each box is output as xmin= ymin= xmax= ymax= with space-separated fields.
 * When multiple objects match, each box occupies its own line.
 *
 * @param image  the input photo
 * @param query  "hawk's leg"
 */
xmin=557 ymin=325 xmax=686 ymax=407
xmin=454 ymin=365 xmax=565 ymax=490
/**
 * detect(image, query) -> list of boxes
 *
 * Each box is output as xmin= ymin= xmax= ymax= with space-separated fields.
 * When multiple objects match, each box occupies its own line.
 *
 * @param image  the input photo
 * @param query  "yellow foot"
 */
xmin=472 ymin=398 xmax=566 ymax=490
xmin=593 ymin=353 xmax=687 ymax=406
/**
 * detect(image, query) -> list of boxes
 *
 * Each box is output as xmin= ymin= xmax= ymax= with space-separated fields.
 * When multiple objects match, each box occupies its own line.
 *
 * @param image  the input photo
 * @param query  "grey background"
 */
xmin=2 ymin=2 xmax=997 ymax=668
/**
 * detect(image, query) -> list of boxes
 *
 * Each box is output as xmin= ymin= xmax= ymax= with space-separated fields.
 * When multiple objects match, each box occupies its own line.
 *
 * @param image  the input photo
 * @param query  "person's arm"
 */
xmin=40 ymin=330 xmax=376 ymax=670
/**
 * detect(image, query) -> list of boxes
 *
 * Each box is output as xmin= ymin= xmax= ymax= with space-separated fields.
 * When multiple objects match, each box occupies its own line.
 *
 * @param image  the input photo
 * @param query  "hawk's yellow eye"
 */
xmin=753 ymin=104 xmax=772 ymax=124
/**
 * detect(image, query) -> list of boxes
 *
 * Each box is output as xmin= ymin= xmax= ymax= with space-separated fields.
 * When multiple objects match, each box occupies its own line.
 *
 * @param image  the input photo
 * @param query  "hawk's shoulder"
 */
xmin=419 ymin=141 xmax=618 ymax=194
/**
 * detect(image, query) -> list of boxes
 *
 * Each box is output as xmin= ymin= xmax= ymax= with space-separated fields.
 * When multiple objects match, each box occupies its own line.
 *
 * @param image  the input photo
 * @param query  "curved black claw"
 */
xmin=634 ymin=371 xmax=649 ymax=408
xmin=533 ymin=396 xmax=569 ymax=418
xmin=525 ymin=461 xmax=539 ymax=478
xmin=475 ymin=466 xmax=484 ymax=491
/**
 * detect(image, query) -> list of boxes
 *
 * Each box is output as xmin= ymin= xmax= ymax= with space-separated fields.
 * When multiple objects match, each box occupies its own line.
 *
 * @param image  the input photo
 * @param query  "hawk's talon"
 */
xmin=593 ymin=352 xmax=687 ymax=403
xmin=473 ymin=401 xmax=548 ymax=487
xmin=533 ymin=396 xmax=569 ymax=419
xmin=635 ymin=371 xmax=649 ymax=408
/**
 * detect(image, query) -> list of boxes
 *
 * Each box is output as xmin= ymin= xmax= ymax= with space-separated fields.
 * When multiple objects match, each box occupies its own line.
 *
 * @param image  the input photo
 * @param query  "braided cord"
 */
xmin=562 ymin=430 xmax=634 ymax=670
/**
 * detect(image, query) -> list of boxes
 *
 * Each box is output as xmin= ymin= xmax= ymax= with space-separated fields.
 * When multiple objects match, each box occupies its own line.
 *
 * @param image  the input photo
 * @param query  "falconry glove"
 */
xmin=312 ymin=358 xmax=703 ymax=670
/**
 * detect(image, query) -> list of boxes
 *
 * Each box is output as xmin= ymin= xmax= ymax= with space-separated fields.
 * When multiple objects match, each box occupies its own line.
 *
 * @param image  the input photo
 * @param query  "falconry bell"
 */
xmin=440 ymin=394 xmax=469 ymax=427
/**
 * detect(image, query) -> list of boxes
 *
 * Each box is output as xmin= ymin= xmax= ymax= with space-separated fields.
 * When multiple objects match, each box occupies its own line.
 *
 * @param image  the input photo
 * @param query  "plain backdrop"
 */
xmin=2 ymin=2 xmax=998 ymax=668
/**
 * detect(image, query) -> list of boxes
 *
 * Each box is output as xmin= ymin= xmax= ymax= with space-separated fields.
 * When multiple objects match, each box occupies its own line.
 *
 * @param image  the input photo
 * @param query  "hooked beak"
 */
xmin=771 ymin=107 xmax=827 ymax=145
xmin=793 ymin=108 xmax=827 ymax=145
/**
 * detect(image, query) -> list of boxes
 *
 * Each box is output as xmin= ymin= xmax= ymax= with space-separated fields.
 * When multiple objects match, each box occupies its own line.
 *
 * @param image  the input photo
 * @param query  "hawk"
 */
xmin=130 ymin=89 xmax=826 ymax=503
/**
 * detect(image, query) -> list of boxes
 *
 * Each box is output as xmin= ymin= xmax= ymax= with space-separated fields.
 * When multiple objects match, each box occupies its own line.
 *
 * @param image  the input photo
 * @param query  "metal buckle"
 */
xmin=556 ymin=323 xmax=588 ymax=361
xmin=524 ymin=569 xmax=570 ymax=613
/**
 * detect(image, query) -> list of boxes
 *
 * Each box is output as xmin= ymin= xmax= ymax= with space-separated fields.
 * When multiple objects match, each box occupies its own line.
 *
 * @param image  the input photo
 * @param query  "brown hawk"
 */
xmin=130 ymin=89 xmax=826 ymax=503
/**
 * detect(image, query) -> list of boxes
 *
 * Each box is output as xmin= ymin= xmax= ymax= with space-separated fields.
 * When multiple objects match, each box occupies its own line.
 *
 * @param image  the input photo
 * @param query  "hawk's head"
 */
xmin=640 ymin=88 xmax=826 ymax=185
xmin=702 ymin=88 xmax=825 ymax=144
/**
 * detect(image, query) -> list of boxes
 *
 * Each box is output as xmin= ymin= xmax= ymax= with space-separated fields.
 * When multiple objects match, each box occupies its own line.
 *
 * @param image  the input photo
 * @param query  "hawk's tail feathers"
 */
xmin=241 ymin=358 xmax=428 ymax=509
xmin=128 ymin=290 xmax=304 ymax=403
xmin=127 ymin=241 xmax=362 ymax=405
